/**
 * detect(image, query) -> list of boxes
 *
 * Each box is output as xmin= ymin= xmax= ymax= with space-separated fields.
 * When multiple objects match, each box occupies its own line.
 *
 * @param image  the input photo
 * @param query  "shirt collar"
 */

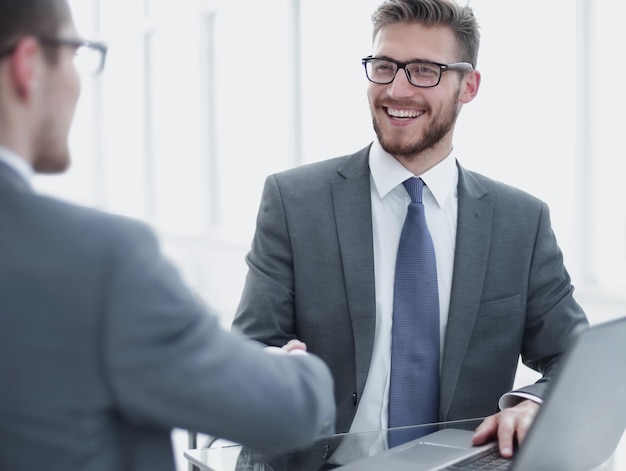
xmin=369 ymin=139 xmax=458 ymax=208
xmin=0 ymin=145 xmax=34 ymax=185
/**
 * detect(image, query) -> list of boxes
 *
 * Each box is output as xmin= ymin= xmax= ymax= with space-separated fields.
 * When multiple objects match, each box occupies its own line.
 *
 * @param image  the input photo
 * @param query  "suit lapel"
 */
xmin=440 ymin=163 xmax=494 ymax=419
xmin=332 ymin=146 xmax=377 ymax=398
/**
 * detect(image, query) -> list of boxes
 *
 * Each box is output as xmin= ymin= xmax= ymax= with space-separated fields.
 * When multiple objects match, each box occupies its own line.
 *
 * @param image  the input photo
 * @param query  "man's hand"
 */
xmin=281 ymin=339 xmax=307 ymax=354
xmin=472 ymin=399 xmax=540 ymax=458
xmin=264 ymin=339 xmax=308 ymax=355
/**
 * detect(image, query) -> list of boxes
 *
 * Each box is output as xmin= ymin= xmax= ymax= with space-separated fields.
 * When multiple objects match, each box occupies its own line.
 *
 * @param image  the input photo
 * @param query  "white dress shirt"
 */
xmin=331 ymin=140 xmax=458 ymax=463
xmin=0 ymin=145 xmax=33 ymax=186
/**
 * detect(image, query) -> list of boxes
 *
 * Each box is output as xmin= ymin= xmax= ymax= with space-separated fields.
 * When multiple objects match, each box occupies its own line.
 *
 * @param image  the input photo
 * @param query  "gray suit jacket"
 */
xmin=0 ymin=162 xmax=335 ymax=471
xmin=233 ymin=145 xmax=588 ymax=469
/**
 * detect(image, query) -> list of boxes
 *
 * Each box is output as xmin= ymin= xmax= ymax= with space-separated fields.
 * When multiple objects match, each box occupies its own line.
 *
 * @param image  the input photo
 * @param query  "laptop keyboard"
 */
xmin=444 ymin=448 xmax=512 ymax=470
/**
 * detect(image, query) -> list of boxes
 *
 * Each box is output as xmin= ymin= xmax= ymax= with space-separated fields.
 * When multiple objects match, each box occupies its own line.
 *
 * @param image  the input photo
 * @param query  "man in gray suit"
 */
xmin=0 ymin=1 xmax=335 ymax=469
xmin=232 ymin=0 xmax=588 ymax=469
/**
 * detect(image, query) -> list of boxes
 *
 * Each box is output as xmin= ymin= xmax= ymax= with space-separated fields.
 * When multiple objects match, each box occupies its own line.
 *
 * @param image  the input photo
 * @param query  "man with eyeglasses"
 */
xmin=232 ymin=0 xmax=588 ymax=469
xmin=0 ymin=1 xmax=336 ymax=469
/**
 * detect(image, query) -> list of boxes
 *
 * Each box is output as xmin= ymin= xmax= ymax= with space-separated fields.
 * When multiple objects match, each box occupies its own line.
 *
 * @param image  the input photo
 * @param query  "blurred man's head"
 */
xmin=0 ymin=0 xmax=81 ymax=173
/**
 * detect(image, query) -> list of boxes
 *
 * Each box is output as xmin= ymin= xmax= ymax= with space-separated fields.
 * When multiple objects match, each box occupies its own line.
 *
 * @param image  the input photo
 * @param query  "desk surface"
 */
xmin=185 ymin=418 xmax=625 ymax=471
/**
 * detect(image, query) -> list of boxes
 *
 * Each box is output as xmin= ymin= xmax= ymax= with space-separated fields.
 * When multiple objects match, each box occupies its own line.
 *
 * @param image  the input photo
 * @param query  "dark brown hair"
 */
xmin=0 ymin=0 xmax=73 ymax=61
xmin=371 ymin=0 xmax=480 ymax=67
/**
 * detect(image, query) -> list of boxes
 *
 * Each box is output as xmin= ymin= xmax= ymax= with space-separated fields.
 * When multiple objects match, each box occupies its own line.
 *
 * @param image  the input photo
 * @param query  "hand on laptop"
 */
xmin=471 ymin=399 xmax=540 ymax=459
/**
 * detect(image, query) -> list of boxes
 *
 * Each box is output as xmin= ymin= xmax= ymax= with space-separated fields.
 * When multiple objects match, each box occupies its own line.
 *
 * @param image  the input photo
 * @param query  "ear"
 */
xmin=8 ymin=37 xmax=41 ymax=100
xmin=459 ymin=69 xmax=481 ymax=104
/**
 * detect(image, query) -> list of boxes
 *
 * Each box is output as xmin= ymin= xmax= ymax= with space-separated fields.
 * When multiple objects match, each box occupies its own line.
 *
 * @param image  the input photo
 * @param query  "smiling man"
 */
xmin=232 ymin=0 xmax=588 ymax=470
xmin=364 ymin=21 xmax=477 ymax=174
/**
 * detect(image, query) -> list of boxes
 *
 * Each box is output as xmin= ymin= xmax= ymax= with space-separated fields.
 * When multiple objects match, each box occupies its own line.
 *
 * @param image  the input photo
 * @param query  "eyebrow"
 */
xmin=371 ymin=54 xmax=442 ymax=64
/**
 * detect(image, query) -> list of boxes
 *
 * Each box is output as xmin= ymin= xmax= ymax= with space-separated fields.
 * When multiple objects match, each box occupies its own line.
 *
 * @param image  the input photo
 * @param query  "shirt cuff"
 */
xmin=499 ymin=391 xmax=544 ymax=410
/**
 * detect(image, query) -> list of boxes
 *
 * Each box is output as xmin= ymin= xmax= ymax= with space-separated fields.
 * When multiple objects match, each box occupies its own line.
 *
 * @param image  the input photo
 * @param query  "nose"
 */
xmin=388 ymin=67 xmax=416 ymax=98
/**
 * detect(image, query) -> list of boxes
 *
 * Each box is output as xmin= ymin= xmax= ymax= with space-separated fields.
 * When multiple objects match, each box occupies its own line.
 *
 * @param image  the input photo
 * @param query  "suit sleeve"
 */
xmin=99 ymin=219 xmax=335 ymax=454
xmin=516 ymin=202 xmax=588 ymax=399
xmin=232 ymin=175 xmax=299 ymax=346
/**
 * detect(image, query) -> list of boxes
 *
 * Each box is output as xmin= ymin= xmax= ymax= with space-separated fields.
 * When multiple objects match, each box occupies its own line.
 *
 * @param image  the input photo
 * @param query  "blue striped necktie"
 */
xmin=388 ymin=177 xmax=440 ymax=447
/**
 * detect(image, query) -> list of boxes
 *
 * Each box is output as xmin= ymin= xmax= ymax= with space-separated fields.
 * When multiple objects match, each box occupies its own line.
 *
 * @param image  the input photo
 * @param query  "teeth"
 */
xmin=387 ymin=108 xmax=423 ymax=118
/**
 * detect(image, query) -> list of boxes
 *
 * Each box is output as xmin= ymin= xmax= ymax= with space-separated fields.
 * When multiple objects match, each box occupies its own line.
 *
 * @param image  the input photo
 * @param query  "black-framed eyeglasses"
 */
xmin=362 ymin=56 xmax=473 ymax=88
xmin=0 ymin=36 xmax=108 ymax=76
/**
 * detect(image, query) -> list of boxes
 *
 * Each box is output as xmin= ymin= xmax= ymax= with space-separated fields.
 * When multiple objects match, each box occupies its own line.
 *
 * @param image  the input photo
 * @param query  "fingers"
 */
xmin=472 ymin=411 xmax=515 ymax=458
xmin=495 ymin=411 xmax=516 ymax=458
xmin=472 ymin=415 xmax=497 ymax=445
xmin=510 ymin=400 xmax=539 ymax=445
xmin=472 ymin=400 xmax=540 ymax=459
xmin=264 ymin=339 xmax=307 ymax=355
xmin=282 ymin=339 xmax=307 ymax=353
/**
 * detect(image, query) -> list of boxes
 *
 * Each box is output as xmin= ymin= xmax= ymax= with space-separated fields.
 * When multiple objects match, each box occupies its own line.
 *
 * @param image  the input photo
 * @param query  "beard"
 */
xmin=372 ymin=87 xmax=462 ymax=160
xmin=33 ymin=149 xmax=71 ymax=173
xmin=32 ymin=111 xmax=74 ymax=174
xmin=33 ymin=133 xmax=72 ymax=174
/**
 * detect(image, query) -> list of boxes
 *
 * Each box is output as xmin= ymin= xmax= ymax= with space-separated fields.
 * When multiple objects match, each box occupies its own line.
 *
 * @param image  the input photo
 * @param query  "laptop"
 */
xmin=335 ymin=316 xmax=626 ymax=471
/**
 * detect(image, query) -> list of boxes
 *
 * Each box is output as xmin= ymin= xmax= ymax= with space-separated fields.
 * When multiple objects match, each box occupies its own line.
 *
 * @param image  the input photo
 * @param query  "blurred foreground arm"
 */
xmin=103 ymin=220 xmax=335 ymax=454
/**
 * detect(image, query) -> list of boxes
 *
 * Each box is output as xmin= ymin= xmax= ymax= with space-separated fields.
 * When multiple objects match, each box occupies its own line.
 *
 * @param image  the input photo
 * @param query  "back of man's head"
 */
xmin=0 ymin=0 xmax=72 ymax=58
xmin=0 ymin=0 xmax=79 ymax=174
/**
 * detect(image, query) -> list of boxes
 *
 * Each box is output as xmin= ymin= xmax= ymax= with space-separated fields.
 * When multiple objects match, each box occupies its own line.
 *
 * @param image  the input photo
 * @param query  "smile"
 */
xmin=385 ymin=107 xmax=425 ymax=119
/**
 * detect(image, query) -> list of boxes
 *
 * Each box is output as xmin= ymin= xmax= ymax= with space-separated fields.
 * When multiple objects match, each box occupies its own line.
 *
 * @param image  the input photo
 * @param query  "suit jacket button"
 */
xmin=321 ymin=444 xmax=330 ymax=459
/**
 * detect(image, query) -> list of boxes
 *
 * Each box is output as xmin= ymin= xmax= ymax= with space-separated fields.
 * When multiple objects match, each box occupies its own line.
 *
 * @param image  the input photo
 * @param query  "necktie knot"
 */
xmin=403 ymin=177 xmax=424 ymax=204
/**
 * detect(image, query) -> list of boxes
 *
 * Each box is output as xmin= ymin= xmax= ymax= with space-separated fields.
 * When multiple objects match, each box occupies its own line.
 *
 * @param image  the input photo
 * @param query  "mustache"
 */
xmin=375 ymin=98 xmax=429 ymax=110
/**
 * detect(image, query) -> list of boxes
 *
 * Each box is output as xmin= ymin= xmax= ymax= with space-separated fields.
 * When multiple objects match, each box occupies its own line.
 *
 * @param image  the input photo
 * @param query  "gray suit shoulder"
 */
xmin=29 ymin=192 xmax=157 ymax=252
xmin=273 ymin=154 xmax=353 ymax=180
xmin=460 ymin=165 xmax=546 ymax=211
xmin=268 ymin=151 xmax=547 ymax=213
xmin=268 ymin=146 xmax=370 ymax=192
